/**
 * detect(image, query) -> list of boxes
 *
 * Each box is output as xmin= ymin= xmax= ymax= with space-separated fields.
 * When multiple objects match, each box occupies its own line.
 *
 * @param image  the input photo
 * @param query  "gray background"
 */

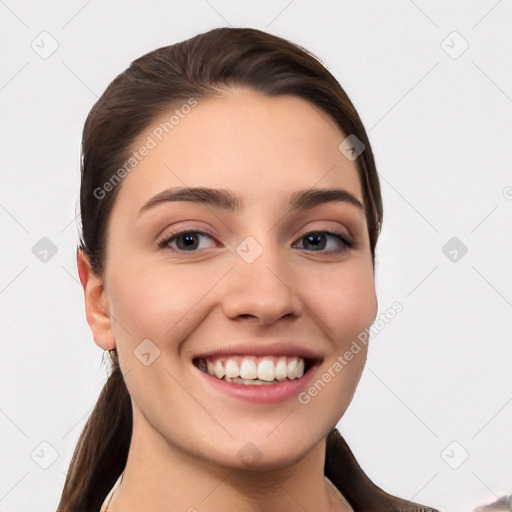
xmin=1 ymin=1 xmax=511 ymax=511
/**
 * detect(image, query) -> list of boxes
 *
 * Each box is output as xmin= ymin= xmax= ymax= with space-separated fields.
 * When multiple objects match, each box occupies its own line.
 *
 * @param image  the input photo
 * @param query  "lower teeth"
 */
xmin=228 ymin=377 xmax=277 ymax=385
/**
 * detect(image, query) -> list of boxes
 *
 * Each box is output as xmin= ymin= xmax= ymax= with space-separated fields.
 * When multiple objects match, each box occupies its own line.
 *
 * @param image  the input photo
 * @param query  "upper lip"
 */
xmin=192 ymin=340 xmax=325 ymax=363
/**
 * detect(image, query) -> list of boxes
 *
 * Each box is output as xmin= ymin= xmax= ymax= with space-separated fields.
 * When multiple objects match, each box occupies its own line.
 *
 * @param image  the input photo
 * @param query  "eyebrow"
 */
xmin=138 ymin=186 xmax=364 ymax=216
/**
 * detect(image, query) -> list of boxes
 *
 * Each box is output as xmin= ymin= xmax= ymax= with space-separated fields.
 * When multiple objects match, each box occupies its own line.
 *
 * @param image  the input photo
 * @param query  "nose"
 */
xmin=221 ymin=243 xmax=303 ymax=326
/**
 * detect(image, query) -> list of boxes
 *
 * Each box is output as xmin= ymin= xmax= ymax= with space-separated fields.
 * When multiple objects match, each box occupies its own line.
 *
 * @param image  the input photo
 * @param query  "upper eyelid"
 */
xmin=158 ymin=219 xmax=353 ymax=239
xmin=157 ymin=228 xmax=217 ymax=247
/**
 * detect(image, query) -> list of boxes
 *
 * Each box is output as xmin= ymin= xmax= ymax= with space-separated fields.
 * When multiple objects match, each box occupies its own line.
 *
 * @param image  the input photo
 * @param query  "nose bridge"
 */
xmin=221 ymin=235 xmax=301 ymax=323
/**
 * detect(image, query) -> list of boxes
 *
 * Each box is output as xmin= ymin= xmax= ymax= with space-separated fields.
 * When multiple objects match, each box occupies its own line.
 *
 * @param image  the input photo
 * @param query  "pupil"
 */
xmin=178 ymin=233 xmax=199 ymax=250
xmin=305 ymin=234 xmax=325 ymax=250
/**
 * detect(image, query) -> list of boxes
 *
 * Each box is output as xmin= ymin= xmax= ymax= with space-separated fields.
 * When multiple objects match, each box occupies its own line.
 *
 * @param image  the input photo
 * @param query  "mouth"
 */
xmin=192 ymin=354 xmax=321 ymax=403
xmin=193 ymin=355 xmax=318 ymax=385
xmin=190 ymin=341 xmax=324 ymax=403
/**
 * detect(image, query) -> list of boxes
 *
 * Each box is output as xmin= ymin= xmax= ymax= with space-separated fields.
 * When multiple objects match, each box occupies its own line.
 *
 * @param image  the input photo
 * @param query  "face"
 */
xmin=81 ymin=87 xmax=377 ymax=471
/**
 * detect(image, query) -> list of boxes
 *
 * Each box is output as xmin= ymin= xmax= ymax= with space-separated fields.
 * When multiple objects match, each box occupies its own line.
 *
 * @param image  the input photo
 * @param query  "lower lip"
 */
xmin=194 ymin=363 xmax=320 ymax=404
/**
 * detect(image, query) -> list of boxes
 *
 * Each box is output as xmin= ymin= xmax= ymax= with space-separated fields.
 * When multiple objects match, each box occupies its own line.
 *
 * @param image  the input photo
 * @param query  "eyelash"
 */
xmin=156 ymin=228 xmax=355 ymax=254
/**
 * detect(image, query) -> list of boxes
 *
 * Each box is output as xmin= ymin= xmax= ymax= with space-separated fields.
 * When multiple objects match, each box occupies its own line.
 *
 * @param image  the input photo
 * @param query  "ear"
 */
xmin=76 ymin=249 xmax=116 ymax=351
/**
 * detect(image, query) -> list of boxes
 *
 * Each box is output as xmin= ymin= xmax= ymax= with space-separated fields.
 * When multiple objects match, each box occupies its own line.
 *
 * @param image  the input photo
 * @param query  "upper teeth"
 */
xmin=197 ymin=355 xmax=306 ymax=381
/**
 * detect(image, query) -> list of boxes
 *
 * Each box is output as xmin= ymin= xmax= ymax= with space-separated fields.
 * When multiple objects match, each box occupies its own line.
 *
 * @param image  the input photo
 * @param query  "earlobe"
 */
xmin=76 ymin=249 xmax=116 ymax=351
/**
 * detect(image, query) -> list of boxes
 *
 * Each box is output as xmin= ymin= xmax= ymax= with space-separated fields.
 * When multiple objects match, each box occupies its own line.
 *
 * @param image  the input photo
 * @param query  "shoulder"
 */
xmin=325 ymin=428 xmax=439 ymax=512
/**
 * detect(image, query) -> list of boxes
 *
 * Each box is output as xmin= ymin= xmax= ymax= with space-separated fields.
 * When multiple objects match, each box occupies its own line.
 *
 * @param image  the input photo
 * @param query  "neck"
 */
xmin=108 ymin=405 xmax=350 ymax=511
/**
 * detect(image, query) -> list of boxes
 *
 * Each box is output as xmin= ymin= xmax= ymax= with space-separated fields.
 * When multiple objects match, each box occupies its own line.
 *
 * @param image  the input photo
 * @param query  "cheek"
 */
xmin=302 ymin=264 xmax=375 ymax=416
xmin=107 ymin=263 xmax=209 ymax=345
xmin=301 ymin=261 xmax=377 ymax=345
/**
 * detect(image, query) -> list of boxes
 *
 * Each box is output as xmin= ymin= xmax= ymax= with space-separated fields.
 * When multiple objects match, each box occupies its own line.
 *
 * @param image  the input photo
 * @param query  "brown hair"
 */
xmin=57 ymin=26 xmax=383 ymax=511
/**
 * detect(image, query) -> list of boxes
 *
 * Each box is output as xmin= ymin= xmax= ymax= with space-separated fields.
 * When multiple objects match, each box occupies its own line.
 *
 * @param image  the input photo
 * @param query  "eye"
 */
xmin=292 ymin=230 xmax=354 ymax=253
xmin=157 ymin=228 xmax=354 ymax=254
xmin=157 ymin=229 xmax=219 ymax=252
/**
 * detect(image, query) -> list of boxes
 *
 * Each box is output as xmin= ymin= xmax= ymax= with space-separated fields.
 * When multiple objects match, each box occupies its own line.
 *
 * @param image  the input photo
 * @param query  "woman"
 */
xmin=57 ymin=27 xmax=439 ymax=512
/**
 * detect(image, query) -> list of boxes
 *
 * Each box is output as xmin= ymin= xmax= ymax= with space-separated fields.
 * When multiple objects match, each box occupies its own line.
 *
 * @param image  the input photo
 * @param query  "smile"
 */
xmin=193 ymin=355 xmax=316 ymax=385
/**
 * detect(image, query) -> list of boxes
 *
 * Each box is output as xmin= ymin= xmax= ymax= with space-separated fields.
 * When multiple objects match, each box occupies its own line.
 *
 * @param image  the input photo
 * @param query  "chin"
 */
xmin=206 ymin=426 xmax=325 ymax=472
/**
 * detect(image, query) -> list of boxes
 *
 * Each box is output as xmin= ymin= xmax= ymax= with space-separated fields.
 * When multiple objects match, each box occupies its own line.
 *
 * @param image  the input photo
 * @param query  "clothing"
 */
xmin=99 ymin=427 xmax=438 ymax=511
xmin=100 ymin=473 xmax=122 ymax=512
xmin=325 ymin=428 xmax=438 ymax=511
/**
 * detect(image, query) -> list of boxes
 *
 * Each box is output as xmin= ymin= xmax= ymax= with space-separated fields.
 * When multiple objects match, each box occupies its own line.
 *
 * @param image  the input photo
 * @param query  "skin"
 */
xmin=77 ymin=87 xmax=378 ymax=511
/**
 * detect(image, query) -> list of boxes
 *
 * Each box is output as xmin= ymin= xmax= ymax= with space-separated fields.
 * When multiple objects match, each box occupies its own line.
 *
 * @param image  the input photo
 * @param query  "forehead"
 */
xmin=112 ymin=88 xmax=363 ymax=217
